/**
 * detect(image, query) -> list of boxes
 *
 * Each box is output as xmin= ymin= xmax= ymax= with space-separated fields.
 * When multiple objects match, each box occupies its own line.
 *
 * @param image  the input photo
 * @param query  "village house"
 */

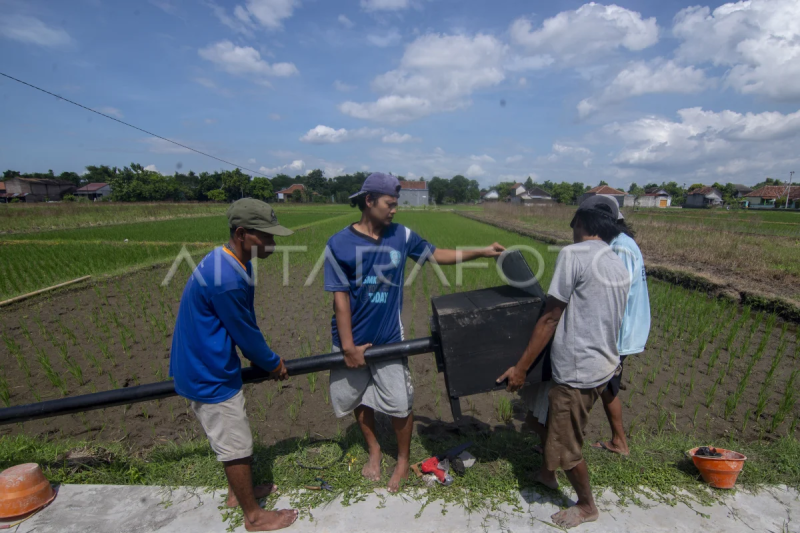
xmin=685 ymin=186 xmax=723 ymax=208
xmin=744 ymin=185 xmax=800 ymax=208
xmin=275 ymin=183 xmax=306 ymax=202
xmin=731 ymin=184 xmax=753 ymax=198
xmin=0 ymin=176 xmax=75 ymax=202
xmin=481 ymin=190 xmax=499 ymax=201
xmin=74 ymin=183 xmax=112 ymax=200
xmin=511 ymin=186 xmax=553 ymax=205
xmin=635 ymin=188 xmax=672 ymax=208
xmin=398 ymin=180 xmax=428 ymax=206
xmin=579 ymin=185 xmax=635 ymax=207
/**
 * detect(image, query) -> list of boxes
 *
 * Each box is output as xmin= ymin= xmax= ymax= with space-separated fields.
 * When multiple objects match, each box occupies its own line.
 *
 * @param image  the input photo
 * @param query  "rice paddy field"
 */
xmin=0 ymin=202 xmax=799 ymax=524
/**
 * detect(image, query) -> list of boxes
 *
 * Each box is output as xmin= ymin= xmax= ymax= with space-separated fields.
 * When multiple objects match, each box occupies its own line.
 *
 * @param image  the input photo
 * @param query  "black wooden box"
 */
xmin=431 ymin=284 xmax=546 ymax=420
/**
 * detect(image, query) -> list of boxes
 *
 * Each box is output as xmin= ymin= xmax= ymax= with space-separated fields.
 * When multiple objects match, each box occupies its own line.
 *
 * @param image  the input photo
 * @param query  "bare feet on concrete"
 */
xmin=362 ymin=447 xmax=382 ymax=482
xmin=227 ymin=484 xmax=278 ymax=508
xmin=551 ymin=505 xmax=599 ymax=529
xmin=387 ymin=459 xmax=409 ymax=493
xmin=244 ymin=509 xmax=299 ymax=531
xmin=591 ymin=441 xmax=630 ymax=456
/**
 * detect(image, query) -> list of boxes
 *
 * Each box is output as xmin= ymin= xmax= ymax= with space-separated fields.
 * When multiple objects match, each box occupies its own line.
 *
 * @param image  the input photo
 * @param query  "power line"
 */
xmin=0 ymin=71 xmax=270 ymax=177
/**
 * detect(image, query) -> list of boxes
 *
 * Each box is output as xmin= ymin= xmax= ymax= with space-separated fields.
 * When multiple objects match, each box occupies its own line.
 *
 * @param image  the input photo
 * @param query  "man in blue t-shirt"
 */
xmin=170 ymin=198 xmax=298 ymax=531
xmin=324 ymin=172 xmax=504 ymax=493
xmin=591 ymin=208 xmax=651 ymax=457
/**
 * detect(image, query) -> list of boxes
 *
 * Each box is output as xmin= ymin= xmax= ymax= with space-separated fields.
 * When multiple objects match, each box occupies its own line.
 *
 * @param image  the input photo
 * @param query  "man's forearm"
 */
xmin=432 ymin=248 xmax=483 ymax=265
xmin=333 ymin=292 xmax=355 ymax=350
xmin=515 ymin=315 xmax=558 ymax=373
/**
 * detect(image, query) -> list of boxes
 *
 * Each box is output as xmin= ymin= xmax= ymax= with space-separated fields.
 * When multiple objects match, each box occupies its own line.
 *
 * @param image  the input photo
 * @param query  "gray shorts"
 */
xmin=191 ymin=390 xmax=253 ymax=462
xmin=329 ymin=346 xmax=414 ymax=418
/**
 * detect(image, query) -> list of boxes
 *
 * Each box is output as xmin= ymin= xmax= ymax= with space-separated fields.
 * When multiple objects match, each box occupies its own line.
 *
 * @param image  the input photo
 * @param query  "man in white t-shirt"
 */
xmin=498 ymin=195 xmax=629 ymax=529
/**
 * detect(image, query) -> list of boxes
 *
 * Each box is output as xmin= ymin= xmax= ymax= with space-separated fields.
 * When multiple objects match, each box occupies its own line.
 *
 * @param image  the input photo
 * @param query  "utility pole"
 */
xmin=786 ymin=171 xmax=795 ymax=209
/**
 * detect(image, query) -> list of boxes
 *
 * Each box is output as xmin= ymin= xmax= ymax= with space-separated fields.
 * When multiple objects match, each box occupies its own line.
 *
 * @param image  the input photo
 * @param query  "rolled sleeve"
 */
xmin=211 ymin=289 xmax=281 ymax=372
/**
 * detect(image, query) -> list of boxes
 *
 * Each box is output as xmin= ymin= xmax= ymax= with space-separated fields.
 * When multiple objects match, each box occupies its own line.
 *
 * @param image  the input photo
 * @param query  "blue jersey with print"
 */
xmin=169 ymin=247 xmax=281 ymax=404
xmin=610 ymin=233 xmax=651 ymax=356
xmin=324 ymin=223 xmax=436 ymax=348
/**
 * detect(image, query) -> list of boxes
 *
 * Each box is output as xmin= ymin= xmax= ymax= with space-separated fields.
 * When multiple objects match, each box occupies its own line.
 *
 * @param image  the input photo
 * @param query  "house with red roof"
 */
xmin=275 ymin=183 xmax=306 ymax=202
xmin=744 ymin=185 xmax=800 ymax=208
xmin=398 ymin=180 xmax=428 ymax=206
xmin=685 ymin=186 xmax=723 ymax=208
xmin=578 ymin=184 xmax=634 ymax=207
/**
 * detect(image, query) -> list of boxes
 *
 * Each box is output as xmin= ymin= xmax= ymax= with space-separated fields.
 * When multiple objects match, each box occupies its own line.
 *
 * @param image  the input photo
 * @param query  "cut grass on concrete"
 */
xmin=1 ymin=431 xmax=797 ymax=530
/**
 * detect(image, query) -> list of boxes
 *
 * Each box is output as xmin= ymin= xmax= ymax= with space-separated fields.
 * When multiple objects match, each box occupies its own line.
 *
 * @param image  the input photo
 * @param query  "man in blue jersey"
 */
xmin=170 ymin=198 xmax=298 ymax=531
xmin=591 ymin=207 xmax=651 ymax=457
xmin=324 ymin=172 xmax=504 ymax=492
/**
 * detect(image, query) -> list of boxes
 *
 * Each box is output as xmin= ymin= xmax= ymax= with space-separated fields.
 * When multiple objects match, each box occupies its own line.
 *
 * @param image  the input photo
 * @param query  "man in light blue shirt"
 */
xmin=592 ymin=208 xmax=650 ymax=456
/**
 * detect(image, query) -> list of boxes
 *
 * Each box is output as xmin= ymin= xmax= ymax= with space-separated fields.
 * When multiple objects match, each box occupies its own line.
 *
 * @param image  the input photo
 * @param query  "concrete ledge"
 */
xmin=4 ymin=484 xmax=797 ymax=532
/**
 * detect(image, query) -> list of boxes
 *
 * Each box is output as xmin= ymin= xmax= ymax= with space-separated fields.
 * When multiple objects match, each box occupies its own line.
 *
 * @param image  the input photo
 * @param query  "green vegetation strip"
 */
xmin=1 ymin=432 xmax=797 ymax=530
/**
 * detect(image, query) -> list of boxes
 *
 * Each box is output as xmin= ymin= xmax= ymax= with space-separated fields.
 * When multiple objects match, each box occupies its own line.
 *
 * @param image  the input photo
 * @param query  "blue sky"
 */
xmin=1 ymin=0 xmax=799 ymax=190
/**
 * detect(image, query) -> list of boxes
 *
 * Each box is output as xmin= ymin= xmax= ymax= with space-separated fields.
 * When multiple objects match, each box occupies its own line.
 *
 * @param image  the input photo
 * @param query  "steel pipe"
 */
xmin=0 ymin=337 xmax=436 ymax=425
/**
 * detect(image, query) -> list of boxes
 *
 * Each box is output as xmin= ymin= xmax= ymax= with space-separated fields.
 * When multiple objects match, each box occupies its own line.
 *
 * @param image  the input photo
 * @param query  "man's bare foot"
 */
xmin=534 ymin=470 xmax=559 ymax=490
xmin=244 ymin=508 xmax=298 ymax=532
xmin=591 ymin=441 xmax=630 ymax=457
xmin=387 ymin=459 xmax=409 ymax=493
xmin=227 ymin=484 xmax=278 ymax=508
xmin=361 ymin=448 xmax=382 ymax=482
xmin=551 ymin=505 xmax=599 ymax=529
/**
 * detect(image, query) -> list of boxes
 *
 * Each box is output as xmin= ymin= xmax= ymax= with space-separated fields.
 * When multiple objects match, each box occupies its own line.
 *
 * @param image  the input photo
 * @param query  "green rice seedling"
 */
xmin=770 ymin=370 xmax=798 ymax=433
xmin=65 ymin=357 xmax=84 ymax=387
xmin=0 ymin=372 xmax=10 ymax=407
xmin=755 ymin=341 xmax=787 ymax=420
xmin=323 ymin=386 xmax=330 ymax=405
xmin=35 ymin=348 xmax=67 ymax=396
xmin=790 ymin=416 xmax=799 ymax=435
xmin=82 ymin=349 xmax=103 ymax=375
xmin=707 ymin=347 xmax=720 ymax=374
xmin=724 ymin=394 xmax=737 ymax=419
xmin=288 ymin=401 xmax=300 ymax=422
xmin=495 ymin=396 xmax=513 ymax=424
xmin=678 ymin=383 xmax=689 ymax=409
xmin=295 ymin=389 xmax=304 ymax=409
xmin=692 ymin=405 xmax=700 ymax=427
xmin=307 ymin=372 xmax=318 ymax=394
xmin=688 ymin=369 xmax=697 ymax=395
xmin=742 ymin=409 xmax=751 ymax=433
xmin=656 ymin=409 xmax=668 ymax=433
xmin=108 ymin=372 xmax=119 ymax=389
xmin=18 ymin=322 xmax=33 ymax=345
xmin=705 ymin=375 xmax=721 ymax=408
xmin=3 ymin=333 xmax=30 ymax=378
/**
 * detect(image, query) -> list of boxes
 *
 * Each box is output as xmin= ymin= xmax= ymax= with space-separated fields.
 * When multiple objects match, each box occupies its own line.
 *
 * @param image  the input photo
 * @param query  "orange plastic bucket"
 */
xmin=688 ymin=447 xmax=746 ymax=489
xmin=0 ymin=463 xmax=56 ymax=518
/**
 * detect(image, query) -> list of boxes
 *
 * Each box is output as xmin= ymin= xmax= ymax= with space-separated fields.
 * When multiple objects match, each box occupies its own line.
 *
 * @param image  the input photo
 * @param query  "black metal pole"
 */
xmin=0 ymin=337 xmax=436 ymax=425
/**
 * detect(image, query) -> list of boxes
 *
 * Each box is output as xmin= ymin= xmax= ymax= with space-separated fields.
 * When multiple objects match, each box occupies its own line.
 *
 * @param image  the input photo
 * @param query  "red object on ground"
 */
xmin=420 ymin=457 xmax=446 ymax=483
xmin=0 ymin=463 xmax=56 ymax=518
xmin=688 ymin=447 xmax=747 ymax=489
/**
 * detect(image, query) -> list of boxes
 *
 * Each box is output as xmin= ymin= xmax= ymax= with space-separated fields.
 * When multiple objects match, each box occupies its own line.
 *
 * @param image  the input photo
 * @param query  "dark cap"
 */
xmin=577 ymin=194 xmax=620 ymax=221
xmin=349 ymin=172 xmax=401 ymax=201
xmin=226 ymin=198 xmax=293 ymax=236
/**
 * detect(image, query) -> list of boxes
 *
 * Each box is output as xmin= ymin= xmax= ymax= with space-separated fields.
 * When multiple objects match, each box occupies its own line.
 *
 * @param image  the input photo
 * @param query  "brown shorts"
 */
xmin=543 ymin=382 xmax=605 ymax=472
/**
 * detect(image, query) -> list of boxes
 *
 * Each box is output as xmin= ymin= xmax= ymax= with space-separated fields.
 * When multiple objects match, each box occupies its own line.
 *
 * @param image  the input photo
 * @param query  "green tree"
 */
xmin=207 ymin=189 xmax=226 ymax=202
xmin=221 ymin=169 xmax=251 ymax=201
xmin=290 ymin=189 xmax=304 ymax=203
xmin=3 ymin=170 xmax=21 ymax=179
xmin=688 ymin=183 xmax=705 ymax=192
xmin=628 ymin=182 xmax=645 ymax=196
xmin=449 ymin=175 xmax=470 ymax=203
xmin=428 ymin=176 xmax=448 ymax=204
xmin=250 ymin=177 xmax=273 ymax=200
xmin=524 ymin=176 xmax=535 ymax=191
xmin=598 ymin=180 xmax=609 ymax=187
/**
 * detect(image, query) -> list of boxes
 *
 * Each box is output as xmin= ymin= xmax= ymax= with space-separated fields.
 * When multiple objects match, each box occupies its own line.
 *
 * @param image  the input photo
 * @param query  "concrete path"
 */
xmin=2 ymin=484 xmax=797 ymax=532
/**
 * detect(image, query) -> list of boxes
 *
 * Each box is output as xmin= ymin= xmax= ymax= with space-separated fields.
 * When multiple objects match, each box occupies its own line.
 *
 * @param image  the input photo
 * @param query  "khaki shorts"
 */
xmin=329 ymin=345 xmax=414 ymax=418
xmin=191 ymin=390 xmax=253 ymax=462
xmin=543 ymin=382 xmax=605 ymax=472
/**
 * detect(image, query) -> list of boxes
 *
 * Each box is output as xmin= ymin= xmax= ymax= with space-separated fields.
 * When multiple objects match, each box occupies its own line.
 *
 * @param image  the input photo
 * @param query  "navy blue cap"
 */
xmin=349 ymin=172 xmax=401 ymax=200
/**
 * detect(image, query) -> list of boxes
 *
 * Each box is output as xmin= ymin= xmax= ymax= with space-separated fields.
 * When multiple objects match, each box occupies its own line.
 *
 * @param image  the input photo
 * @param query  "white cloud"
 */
xmin=334 ymin=80 xmax=357 ymax=92
xmin=94 ymin=107 xmax=124 ymax=119
xmin=0 ymin=15 xmax=72 ymax=47
xmin=340 ymin=33 xmax=506 ymax=123
xmin=546 ymin=143 xmax=593 ymax=167
xmin=381 ymin=132 xmax=417 ymax=143
xmin=470 ymin=154 xmax=496 ymax=163
xmin=510 ymin=4 xmax=658 ymax=65
xmin=198 ymin=41 xmax=298 ymax=84
xmin=506 ymin=155 xmax=524 ymax=164
xmin=144 ymin=164 xmax=160 ymax=173
xmin=673 ymin=0 xmax=800 ymax=101
xmin=607 ymin=107 xmax=800 ymax=176
xmin=367 ymin=28 xmax=402 ymax=47
xmin=338 ymin=14 xmax=354 ymax=28
xmin=248 ymin=158 xmax=256 ymax=164
xmin=299 ymin=125 xmax=417 ymax=144
xmin=260 ymin=159 xmax=306 ymax=175
xmin=361 ymin=0 xmax=411 ymax=12
xmin=141 ymin=138 xmax=192 ymax=154
xmin=215 ymin=0 xmax=299 ymax=32
xmin=466 ymin=164 xmax=486 ymax=178
xmin=269 ymin=113 xmax=282 ymax=120
xmin=578 ymin=59 xmax=712 ymax=118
